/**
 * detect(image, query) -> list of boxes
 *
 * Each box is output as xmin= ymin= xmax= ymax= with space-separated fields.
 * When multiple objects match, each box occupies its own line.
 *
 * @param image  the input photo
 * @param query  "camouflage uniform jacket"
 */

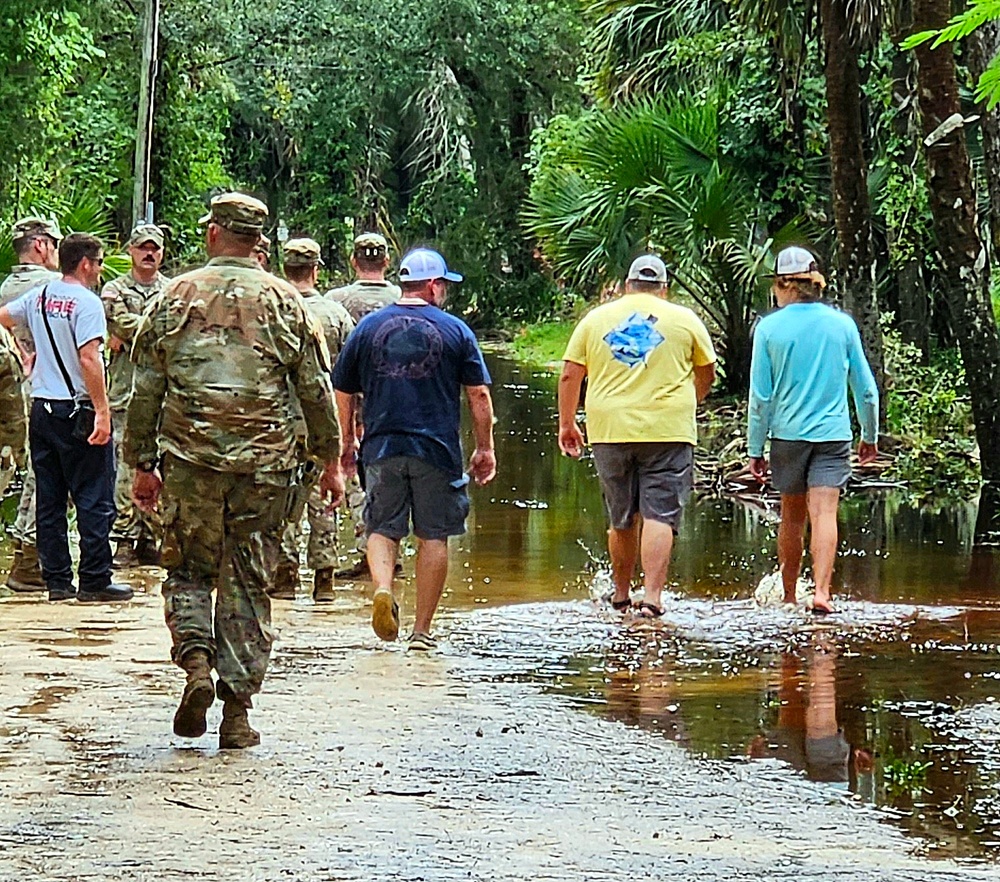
xmin=101 ymin=271 xmax=169 ymax=411
xmin=0 ymin=265 xmax=62 ymax=352
xmin=0 ymin=327 xmax=26 ymax=461
xmin=326 ymin=279 xmax=401 ymax=324
xmin=126 ymin=257 xmax=340 ymax=474
xmin=300 ymin=287 xmax=354 ymax=363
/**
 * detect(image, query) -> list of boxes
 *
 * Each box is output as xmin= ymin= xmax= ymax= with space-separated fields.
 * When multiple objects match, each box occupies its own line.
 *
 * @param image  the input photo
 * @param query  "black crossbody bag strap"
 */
xmin=39 ymin=285 xmax=79 ymax=408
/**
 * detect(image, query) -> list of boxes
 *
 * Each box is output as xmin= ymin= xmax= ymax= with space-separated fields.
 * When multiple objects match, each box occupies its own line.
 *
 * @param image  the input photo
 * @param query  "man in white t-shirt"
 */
xmin=0 ymin=233 xmax=133 ymax=603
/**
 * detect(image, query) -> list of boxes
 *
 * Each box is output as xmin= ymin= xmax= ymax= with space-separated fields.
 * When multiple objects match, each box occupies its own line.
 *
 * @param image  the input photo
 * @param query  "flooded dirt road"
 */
xmin=0 ymin=594 xmax=996 ymax=882
xmin=2 ymin=354 xmax=1000 ymax=878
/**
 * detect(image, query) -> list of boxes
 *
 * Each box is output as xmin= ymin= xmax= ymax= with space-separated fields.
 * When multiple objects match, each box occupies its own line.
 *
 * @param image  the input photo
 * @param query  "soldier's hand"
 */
xmin=468 ymin=447 xmax=497 ymax=486
xmin=132 ymin=469 xmax=162 ymax=514
xmin=320 ymin=460 xmax=345 ymax=510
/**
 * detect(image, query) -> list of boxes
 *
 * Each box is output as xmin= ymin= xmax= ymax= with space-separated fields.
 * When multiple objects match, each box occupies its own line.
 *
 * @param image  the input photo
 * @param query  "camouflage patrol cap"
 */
xmin=354 ymin=232 xmax=387 ymax=250
xmin=12 ymin=216 xmax=63 ymax=242
xmin=353 ymin=232 xmax=388 ymax=262
xmin=284 ymin=237 xmax=324 ymax=267
xmin=128 ymin=223 xmax=164 ymax=248
xmin=198 ymin=192 xmax=268 ymax=236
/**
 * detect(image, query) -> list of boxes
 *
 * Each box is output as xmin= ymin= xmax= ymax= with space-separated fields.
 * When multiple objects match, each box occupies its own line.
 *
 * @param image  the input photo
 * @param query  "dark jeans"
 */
xmin=29 ymin=399 xmax=116 ymax=592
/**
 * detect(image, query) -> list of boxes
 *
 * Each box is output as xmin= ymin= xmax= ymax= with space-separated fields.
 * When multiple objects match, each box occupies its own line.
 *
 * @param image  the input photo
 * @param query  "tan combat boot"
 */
xmin=112 ymin=539 xmax=138 ymax=569
xmin=172 ymin=650 xmax=215 ymax=738
xmin=219 ymin=700 xmax=260 ymax=749
xmin=7 ymin=542 xmax=47 ymax=592
xmin=313 ymin=567 xmax=335 ymax=603
xmin=268 ymin=560 xmax=298 ymax=599
xmin=134 ymin=535 xmax=161 ymax=566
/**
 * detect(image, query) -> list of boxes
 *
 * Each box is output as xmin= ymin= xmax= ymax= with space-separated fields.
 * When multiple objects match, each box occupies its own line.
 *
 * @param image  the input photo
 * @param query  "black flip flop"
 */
xmin=808 ymin=604 xmax=834 ymax=616
xmin=636 ymin=602 xmax=664 ymax=618
xmin=611 ymin=597 xmax=632 ymax=612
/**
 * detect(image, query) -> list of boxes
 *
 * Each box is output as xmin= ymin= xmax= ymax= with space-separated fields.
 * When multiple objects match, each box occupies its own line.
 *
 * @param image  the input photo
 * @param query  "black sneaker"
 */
xmin=48 ymin=585 xmax=77 ymax=602
xmin=77 ymin=583 xmax=134 ymax=603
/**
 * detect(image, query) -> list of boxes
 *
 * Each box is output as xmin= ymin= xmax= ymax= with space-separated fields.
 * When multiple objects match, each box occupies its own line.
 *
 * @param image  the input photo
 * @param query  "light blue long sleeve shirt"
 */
xmin=748 ymin=302 xmax=879 ymax=457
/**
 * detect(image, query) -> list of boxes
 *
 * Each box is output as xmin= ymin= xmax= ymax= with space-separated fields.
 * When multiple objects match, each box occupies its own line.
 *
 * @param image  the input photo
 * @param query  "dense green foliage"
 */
xmin=2 ymin=0 xmax=999 ymax=494
xmin=0 ymin=0 xmax=583 ymax=322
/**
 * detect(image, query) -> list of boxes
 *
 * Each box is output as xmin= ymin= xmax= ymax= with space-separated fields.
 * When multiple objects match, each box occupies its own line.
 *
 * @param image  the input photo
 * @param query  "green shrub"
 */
xmin=882 ymin=327 xmax=979 ymax=498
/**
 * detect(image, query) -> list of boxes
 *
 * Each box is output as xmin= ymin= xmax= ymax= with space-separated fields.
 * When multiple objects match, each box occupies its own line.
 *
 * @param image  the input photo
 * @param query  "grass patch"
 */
xmin=509 ymin=319 xmax=575 ymax=366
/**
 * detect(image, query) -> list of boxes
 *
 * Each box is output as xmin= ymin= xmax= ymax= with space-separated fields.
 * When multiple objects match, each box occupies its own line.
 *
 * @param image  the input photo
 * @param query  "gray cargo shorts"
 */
xmin=591 ymin=442 xmax=693 ymax=531
xmin=769 ymin=439 xmax=852 ymax=495
xmin=364 ymin=456 xmax=470 ymax=541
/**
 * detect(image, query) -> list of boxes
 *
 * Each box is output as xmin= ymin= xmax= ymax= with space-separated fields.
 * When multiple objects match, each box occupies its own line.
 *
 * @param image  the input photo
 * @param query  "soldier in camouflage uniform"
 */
xmin=327 ymin=233 xmax=401 ymax=579
xmin=273 ymin=237 xmax=354 ymax=603
xmin=101 ymin=223 xmax=169 ymax=568
xmin=253 ymin=233 xmax=271 ymax=270
xmin=0 ymin=217 xmax=62 ymax=592
xmin=0 ymin=327 xmax=27 ymax=497
xmin=126 ymin=194 xmax=343 ymax=749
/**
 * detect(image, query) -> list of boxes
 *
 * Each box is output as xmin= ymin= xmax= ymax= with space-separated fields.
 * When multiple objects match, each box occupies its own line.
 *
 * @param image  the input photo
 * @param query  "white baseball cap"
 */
xmin=399 ymin=247 xmax=463 ymax=283
xmin=774 ymin=246 xmax=821 ymax=277
xmin=626 ymin=254 xmax=669 ymax=283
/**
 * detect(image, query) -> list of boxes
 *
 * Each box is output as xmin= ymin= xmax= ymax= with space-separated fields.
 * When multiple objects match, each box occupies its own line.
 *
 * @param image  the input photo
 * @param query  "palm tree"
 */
xmin=910 ymin=0 xmax=1000 ymax=531
xmin=818 ymin=0 xmax=883 ymax=394
xmin=524 ymin=96 xmax=797 ymax=394
xmin=586 ymin=0 xmax=886 ymax=395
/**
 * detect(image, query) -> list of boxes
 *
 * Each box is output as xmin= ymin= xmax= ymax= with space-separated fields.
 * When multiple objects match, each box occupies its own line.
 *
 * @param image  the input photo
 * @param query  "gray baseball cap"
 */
xmin=773 ymin=246 xmax=821 ymax=277
xmin=626 ymin=254 xmax=668 ymax=283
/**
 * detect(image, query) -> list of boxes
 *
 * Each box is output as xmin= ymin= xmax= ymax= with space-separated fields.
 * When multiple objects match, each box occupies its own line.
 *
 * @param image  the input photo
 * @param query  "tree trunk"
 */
xmin=967 ymin=22 xmax=1000 ymax=262
xmin=913 ymin=0 xmax=1000 ymax=538
xmin=821 ymin=0 xmax=885 ymax=398
xmin=888 ymin=47 xmax=930 ymax=358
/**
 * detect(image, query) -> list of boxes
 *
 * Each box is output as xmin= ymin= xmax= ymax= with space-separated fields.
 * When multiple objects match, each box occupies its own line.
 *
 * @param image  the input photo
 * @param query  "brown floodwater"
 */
xmin=3 ymin=352 xmax=1000 ymax=863
xmin=444 ymin=353 xmax=1000 ymax=863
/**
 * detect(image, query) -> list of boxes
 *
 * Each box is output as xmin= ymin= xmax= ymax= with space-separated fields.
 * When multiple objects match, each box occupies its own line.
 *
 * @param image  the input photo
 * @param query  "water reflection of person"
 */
xmin=748 ymin=648 xmax=852 ymax=788
xmin=603 ymin=662 xmax=689 ymax=746
xmin=601 ymin=633 xmax=688 ymax=744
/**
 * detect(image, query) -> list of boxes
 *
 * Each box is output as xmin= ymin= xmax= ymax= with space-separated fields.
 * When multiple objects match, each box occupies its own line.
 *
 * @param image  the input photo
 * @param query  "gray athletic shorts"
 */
xmin=769 ymin=439 xmax=852 ymax=495
xmin=591 ymin=442 xmax=693 ymax=531
xmin=364 ymin=456 xmax=470 ymax=541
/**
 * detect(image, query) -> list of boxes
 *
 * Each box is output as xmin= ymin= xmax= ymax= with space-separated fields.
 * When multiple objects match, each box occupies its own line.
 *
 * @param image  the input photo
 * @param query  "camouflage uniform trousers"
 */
xmin=159 ymin=454 xmax=294 ymax=701
xmin=11 ymin=454 xmax=36 ymax=547
xmin=344 ymin=473 xmax=367 ymax=554
xmin=280 ymin=465 xmax=339 ymax=571
xmin=111 ymin=410 xmax=158 ymax=543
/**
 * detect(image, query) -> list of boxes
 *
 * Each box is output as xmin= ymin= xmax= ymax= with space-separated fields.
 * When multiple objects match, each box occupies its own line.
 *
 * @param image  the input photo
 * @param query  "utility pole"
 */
xmin=132 ymin=0 xmax=160 ymax=225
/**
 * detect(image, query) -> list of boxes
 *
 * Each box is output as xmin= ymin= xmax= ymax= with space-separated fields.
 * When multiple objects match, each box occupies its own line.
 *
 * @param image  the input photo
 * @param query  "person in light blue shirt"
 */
xmin=748 ymin=247 xmax=879 ymax=614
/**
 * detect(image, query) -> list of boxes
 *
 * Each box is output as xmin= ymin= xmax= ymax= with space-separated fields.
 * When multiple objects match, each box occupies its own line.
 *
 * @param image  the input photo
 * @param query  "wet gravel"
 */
xmin=0 ymin=591 xmax=997 ymax=881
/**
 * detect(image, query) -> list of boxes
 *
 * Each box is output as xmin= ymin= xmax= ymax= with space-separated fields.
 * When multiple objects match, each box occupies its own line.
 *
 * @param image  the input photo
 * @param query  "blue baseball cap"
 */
xmin=398 ymin=247 xmax=463 ymax=283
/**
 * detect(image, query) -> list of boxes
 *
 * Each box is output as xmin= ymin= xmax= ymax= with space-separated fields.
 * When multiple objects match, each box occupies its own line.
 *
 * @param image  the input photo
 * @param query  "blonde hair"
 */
xmin=774 ymin=276 xmax=823 ymax=302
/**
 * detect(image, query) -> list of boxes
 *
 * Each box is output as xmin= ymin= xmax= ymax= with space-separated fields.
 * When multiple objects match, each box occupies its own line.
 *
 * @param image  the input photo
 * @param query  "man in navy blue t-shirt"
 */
xmin=333 ymin=247 xmax=496 ymax=650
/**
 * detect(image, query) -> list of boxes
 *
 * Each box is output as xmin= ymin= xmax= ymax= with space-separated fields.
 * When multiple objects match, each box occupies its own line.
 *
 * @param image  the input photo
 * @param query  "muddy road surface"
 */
xmin=0 ymin=589 xmax=995 ymax=882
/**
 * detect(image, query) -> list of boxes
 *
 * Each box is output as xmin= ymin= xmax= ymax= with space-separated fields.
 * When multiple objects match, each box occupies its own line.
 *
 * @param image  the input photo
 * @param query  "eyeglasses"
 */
xmin=91 ymin=256 xmax=105 ymax=266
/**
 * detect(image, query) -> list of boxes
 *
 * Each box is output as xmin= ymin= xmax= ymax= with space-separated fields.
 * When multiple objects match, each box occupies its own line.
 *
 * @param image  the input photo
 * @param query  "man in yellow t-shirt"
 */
xmin=558 ymin=255 xmax=716 ymax=618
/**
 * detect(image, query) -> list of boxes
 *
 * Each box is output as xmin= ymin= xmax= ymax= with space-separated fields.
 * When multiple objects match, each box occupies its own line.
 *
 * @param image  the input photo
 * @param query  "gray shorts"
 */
xmin=591 ymin=442 xmax=693 ymax=531
xmin=769 ymin=439 xmax=852 ymax=495
xmin=364 ymin=456 xmax=470 ymax=541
